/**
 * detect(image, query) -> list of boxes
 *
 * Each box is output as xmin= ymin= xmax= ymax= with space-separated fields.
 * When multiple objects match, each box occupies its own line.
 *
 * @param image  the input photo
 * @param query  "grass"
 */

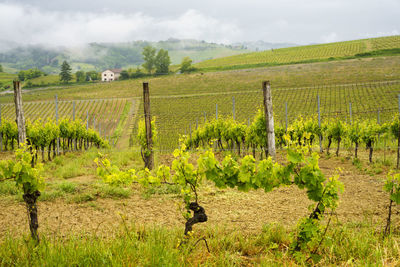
xmin=0 ymin=222 xmax=398 ymax=266
xmin=0 ymin=181 xmax=20 ymax=196
xmin=111 ymin=101 xmax=132 ymax=144
xmin=0 ymin=72 xmax=17 ymax=90
xmin=44 ymin=150 xmax=99 ymax=179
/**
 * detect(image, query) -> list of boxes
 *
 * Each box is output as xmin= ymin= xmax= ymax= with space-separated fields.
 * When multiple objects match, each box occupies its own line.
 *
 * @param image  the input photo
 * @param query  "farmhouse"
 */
xmin=101 ymin=69 xmax=122 ymax=82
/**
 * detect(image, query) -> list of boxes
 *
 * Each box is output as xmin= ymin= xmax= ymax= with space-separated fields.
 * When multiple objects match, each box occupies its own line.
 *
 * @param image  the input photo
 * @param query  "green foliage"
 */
xmin=85 ymin=71 xmax=100 ymax=81
xmin=384 ymin=171 xmax=400 ymax=204
xmin=75 ymin=70 xmax=86 ymax=82
xmin=59 ymin=61 xmax=72 ymax=83
xmin=142 ymin=46 xmax=156 ymax=74
xmin=154 ymin=49 xmax=171 ymax=74
xmin=95 ymin=140 xmax=342 ymax=255
xmin=185 ymin=112 xmax=397 ymax=163
xmin=130 ymin=67 xmax=145 ymax=79
xmin=0 ymin=145 xmax=44 ymax=194
xmin=179 ymin=57 xmax=195 ymax=73
xmin=18 ymin=68 xmax=44 ymax=81
xmin=0 ymin=63 xmax=3 ymax=72
xmin=137 ymin=118 xmax=158 ymax=159
xmin=119 ymin=70 xmax=130 ymax=80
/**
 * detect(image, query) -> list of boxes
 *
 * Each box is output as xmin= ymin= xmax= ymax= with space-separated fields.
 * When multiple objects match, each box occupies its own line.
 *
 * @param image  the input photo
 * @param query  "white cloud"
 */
xmin=358 ymin=30 xmax=399 ymax=39
xmin=0 ymin=3 xmax=242 ymax=47
xmin=321 ymin=32 xmax=339 ymax=43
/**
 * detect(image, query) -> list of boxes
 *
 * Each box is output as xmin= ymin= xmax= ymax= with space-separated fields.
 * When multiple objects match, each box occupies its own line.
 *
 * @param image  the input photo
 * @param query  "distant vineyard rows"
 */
xmin=195 ymin=35 xmax=400 ymax=69
xmin=1 ymin=98 xmax=130 ymax=138
xmin=142 ymin=80 xmax=400 ymax=151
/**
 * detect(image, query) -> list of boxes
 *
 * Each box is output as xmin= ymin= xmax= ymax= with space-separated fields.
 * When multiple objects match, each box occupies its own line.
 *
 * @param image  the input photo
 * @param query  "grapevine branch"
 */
xmin=189 ymin=237 xmax=210 ymax=253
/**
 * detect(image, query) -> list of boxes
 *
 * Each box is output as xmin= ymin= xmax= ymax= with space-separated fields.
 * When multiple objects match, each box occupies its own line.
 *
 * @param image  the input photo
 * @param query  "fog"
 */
xmin=0 ymin=0 xmax=398 ymax=48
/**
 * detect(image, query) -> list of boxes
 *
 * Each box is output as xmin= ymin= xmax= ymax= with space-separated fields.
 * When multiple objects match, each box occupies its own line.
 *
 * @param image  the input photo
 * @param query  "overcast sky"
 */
xmin=0 ymin=0 xmax=398 ymax=48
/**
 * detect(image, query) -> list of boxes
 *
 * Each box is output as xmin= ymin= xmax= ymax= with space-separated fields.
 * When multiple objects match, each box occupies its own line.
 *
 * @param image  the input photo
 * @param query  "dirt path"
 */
xmin=116 ymin=99 xmax=139 ymax=150
xmin=1 ymin=154 xmax=399 ymax=239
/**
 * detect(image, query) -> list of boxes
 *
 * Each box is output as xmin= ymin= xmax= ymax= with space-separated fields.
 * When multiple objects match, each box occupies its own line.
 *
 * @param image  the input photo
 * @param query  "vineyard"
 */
xmin=0 ymin=98 xmax=132 ymax=143
xmin=147 ymin=80 xmax=400 ymax=151
xmin=1 ymin=37 xmax=400 ymax=266
xmin=195 ymin=35 xmax=400 ymax=70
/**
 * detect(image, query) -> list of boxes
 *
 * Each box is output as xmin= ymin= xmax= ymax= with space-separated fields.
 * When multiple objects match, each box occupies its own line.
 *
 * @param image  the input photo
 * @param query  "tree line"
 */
xmin=7 ymin=45 xmax=197 ymax=88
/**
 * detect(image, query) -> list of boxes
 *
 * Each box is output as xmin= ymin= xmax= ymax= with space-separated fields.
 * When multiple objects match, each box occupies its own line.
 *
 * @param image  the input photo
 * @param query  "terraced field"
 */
xmin=195 ymin=35 xmax=400 ymax=70
xmin=1 ymin=98 xmax=130 ymax=139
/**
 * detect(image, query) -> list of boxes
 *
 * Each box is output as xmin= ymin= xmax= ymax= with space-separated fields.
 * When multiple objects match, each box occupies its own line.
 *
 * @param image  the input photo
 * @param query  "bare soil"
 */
xmin=0 ymin=152 xmax=399 ymax=239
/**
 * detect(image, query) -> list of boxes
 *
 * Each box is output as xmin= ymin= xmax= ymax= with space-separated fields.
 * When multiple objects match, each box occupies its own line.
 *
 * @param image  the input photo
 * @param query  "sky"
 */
xmin=0 ymin=0 xmax=398 ymax=48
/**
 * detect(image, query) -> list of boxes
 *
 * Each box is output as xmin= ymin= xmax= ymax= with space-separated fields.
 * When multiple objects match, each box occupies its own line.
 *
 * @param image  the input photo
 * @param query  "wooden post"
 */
xmin=262 ymin=81 xmax=276 ymax=158
xmin=86 ymin=111 xmax=89 ymax=130
xmin=318 ymin=95 xmax=323 ymax=153
xmin=73 ymin=101 xmax=76 ymax=120
xmin=13 ymin=81 xmax=26 ymax=145
xmin=285 ymin=102 xmax=288 ymax=132
xmin=55 ymin=95 xmax=59 ymax=155
xmin=143 ymin=82 xmax=154 ymax=170
xmin=232 ymin=96 xmax=236 ymax=120
xmin=397 ymin=95 xmax=400 ymax=169
xmin=14 ymin=80 xmax=41 ymax=242
xmin=0 ymin=104 xmax=2 ymax=152
xmin=73 ymin=101 xmax=76 ymax=151
xmin=349 ymin=102 xmax=352 ymax=124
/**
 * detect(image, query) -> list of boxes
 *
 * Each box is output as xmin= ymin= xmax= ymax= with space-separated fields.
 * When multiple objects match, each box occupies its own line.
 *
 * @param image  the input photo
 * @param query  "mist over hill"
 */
xmin=0 ymin=39 xmax=297 ymax=73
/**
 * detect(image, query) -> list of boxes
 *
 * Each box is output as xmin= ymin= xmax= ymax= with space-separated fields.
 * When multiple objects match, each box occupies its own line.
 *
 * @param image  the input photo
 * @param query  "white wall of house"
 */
xmin=101 ymin=70 xmax=120 ymax=82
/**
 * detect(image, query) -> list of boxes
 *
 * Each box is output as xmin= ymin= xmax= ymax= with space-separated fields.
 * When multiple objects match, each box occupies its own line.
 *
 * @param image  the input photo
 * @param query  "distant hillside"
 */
xmin=195 ymin=35 xmax=400 ymax=71
xmin=232 ymin=40 xmax=298 ymax=51
xmin=0 ymin=39 xmax=252 ymax=73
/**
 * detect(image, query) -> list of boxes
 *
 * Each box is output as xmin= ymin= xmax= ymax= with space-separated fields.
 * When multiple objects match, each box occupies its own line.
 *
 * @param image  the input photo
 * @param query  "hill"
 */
xmin=194 ymin=35 xmax=400 ymax=71
xmin=0 ymin=39 xmax=252 ymax=73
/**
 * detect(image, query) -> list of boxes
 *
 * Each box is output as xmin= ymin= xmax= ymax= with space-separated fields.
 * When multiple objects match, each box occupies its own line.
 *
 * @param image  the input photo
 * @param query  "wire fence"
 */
xmin=132 ymin=80 xmax=400 ymax=152
xmin=1 ymin=80 xmax=400 ymax=153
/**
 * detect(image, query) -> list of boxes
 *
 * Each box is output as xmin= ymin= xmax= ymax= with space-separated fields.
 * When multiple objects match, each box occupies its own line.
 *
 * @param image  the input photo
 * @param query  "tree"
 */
xmin=86 ymin=71 xmax=99 ymax=81
xmin=59 ymin=61 xmax=72 ymax=83
xmin=154 ymin=49 xmax=171 ymax=74
xmin=130 ymin=67 xmax=145 ymax=79
xmin=17 ymin=68 xmax=44 ymax=81
xmin=0 ymin=64 xmax=3 ymax=72
xmin=142 ymin=46 xmax=156 ymax=74
xmin=75 ymin=70 xmax=86 ymax=82
xmin=180 ymin=57 xmax=195 ymax=73
xmin=120 ymin=70 xmax=130 ymax=80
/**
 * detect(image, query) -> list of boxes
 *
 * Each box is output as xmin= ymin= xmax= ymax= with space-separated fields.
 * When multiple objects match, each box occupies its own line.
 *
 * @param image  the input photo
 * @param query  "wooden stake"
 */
xmin=13 ymin=81 xmax=26 ymax=145
xmin=262 ymin=81 xmax=276 ymax=159
xmin=143 ymin=82 xmax=154 ymax=170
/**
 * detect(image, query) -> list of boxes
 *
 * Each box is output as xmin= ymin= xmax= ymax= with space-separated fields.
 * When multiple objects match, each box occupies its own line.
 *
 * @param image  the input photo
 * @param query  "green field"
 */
xmin=0 ymin=72 xmax=17 ymax=90
xmin=195 ymin=35 xmax=400 ymax=70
